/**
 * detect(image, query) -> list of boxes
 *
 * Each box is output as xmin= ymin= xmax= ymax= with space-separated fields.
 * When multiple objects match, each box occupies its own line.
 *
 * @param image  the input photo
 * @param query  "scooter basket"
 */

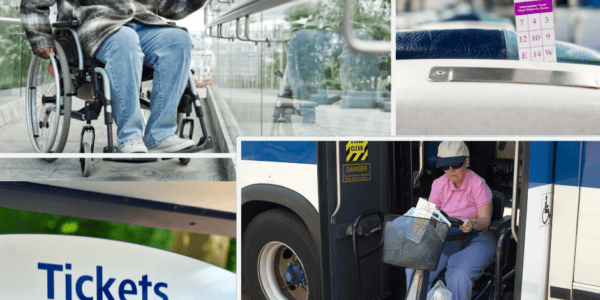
xmin=382 ymin=214 xmax=450 ymax=271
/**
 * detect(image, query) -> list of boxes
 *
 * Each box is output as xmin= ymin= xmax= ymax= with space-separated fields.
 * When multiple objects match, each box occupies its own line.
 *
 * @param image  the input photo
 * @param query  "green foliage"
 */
xmin=321 ymin=58 xmax=342 ymax=90
xmin=284 ymin=0 xmax=391 ymax=41
xmin=0 ymin=0 xmax=33 ymax=91
xmin=226 ymin=238 xmax=236 ymax=273
xmin=0 ymin=207 xmax=174 ymax=251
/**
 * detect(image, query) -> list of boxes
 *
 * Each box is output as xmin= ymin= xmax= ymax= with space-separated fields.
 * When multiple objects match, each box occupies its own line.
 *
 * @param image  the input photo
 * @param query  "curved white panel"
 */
xmin=0 ymin=234 xmax=235 ymax=300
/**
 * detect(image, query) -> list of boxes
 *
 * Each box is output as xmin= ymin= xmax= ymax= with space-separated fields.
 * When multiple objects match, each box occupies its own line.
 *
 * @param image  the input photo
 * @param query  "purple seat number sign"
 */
xmin=515 ymin=0 xmax=557 ymax=62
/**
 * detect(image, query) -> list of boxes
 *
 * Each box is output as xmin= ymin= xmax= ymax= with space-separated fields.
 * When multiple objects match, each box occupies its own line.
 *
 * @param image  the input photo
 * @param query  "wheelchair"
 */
xmin=409 ymin=191 xmax=516 ymax=300
xmin=25 ymin=20 xmax=214 ymax=177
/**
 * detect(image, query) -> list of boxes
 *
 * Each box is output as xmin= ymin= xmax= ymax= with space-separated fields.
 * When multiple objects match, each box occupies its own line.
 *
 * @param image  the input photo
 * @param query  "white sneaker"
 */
xmin=120 ymin=140 xmax=148 ymax=153
xmin=148 ymin=136 xmax=194 ymax=153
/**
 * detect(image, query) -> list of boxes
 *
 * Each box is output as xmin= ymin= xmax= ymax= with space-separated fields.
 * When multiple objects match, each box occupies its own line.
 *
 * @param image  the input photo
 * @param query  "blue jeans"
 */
xmin=406 ymin=230 xmax=496 ymax=300
xmin=94 ymin=22 xmax=192 ymax=148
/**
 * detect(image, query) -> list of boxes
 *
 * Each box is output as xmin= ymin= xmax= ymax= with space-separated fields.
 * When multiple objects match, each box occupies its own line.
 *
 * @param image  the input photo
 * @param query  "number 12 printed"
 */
xmin=515 ymin=0 xmax=557 ymax=62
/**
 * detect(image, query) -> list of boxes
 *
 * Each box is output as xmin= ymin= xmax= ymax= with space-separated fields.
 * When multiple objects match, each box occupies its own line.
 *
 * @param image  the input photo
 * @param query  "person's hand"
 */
xmin=35 ymin=47 xmax=55 ymax=59
xmin=459 ymin=219 xmax=475 ymax=233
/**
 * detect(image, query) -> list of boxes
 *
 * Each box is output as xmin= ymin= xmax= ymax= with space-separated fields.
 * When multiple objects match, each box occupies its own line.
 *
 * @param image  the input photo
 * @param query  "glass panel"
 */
xmin=0 ymin=2 xmax=28 ymax=105
xmin=206 ymin=0 xmax=391 ymax=140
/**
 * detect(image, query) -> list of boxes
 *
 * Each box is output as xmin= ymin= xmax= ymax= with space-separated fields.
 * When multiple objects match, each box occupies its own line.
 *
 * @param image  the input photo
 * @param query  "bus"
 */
xmin=240 ymin=140 xmax=598 ymax=300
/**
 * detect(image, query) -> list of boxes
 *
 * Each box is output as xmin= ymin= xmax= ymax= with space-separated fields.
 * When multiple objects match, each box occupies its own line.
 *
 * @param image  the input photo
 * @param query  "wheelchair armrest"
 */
xmin=487 ymin=215 xmax=512 ymax=241
xmin=52 ymin=20 xmax=80 ymax=28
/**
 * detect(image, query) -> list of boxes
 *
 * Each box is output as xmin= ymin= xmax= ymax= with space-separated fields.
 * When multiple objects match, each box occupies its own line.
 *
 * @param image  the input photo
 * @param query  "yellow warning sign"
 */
xmin=343 ymin=163 xmax=371 ymax=182
xmin=346 ymin=141 xmax=368 ymax=161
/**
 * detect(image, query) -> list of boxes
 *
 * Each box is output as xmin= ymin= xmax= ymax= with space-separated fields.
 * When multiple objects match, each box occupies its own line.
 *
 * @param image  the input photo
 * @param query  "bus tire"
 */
xmin=243 ymin=208 xmax=322 ymax=300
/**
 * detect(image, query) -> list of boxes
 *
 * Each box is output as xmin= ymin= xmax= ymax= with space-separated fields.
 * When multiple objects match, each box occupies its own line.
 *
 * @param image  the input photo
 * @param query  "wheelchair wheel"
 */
xmin=25 ymin=43 xmax=73 ymax=159
xmin=80 ymin=142 xmax=92 ymax=177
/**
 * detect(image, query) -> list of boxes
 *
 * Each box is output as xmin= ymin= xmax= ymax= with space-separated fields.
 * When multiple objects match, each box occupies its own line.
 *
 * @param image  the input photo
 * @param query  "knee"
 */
xmin=446 ymin=267 xmax=473 ymax=285
xmin=167 ymin=29 xmax=193 ymax=56
xmin=104 ymin=27 xmax=143 ymax=58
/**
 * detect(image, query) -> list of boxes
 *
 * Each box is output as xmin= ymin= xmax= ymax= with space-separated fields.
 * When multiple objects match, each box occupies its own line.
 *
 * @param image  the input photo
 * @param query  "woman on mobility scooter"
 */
xmin=406 ymin=141 xmax=496 ymax=300
xmin=21 ymin=0 xmax=206 ymax=153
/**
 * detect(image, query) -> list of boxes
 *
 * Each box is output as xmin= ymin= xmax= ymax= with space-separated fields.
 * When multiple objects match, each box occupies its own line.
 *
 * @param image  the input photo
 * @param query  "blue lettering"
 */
xmin=119 ymin=279 xmax=137 ymax=300
xmin=154 ymin=283 xmax=168 ymax=300
xmin=38 ymin=263 xmax=63 ymax=299
xmin=138 ymin=275 xmax=152 ymax=300
xmin=97 ymin=266 xmax=116 ymax=300
xmin=76 ymin=275 xmax=93 ymax=300
xmin=66 ymin=264 xmax=72 ymax=300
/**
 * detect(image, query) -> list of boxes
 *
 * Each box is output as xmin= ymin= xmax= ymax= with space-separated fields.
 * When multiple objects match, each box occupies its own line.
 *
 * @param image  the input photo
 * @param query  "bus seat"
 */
xmin=396 ymin=29 xmax=508 ymax=60
xmin=574 ymin=13 xmax=600 ymax=51
xmin=397 ymin=29 xmax=600 ymax=65
xmin=554 ymin=8 xmax=580 ymax=43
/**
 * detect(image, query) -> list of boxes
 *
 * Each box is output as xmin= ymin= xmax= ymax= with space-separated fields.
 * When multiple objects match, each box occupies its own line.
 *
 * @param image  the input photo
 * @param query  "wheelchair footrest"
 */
xmin=176 ymin=136 xmax=214 ymax=153
xmin=102 ymin=157 xmax=158 ymax=163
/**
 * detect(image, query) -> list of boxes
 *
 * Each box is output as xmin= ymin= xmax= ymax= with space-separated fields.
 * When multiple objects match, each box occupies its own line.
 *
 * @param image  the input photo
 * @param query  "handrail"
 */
xmin=206 ymin=0 xmax=295 ymax=28
xmin=218 ymin=24 xmax=235 ymax=40
xmin=413 ymin=141 xmax=424 ymax=186
xmin=235 ymin=18 xmax=250 ymax=41
xmin=511 ymin=142 xmax=519 ymax=244
xmin=0 ymin=17 xmax=22 ymax=25
xmin=245 ymin=16 xmax=269 ymax=46
xmin=341 ymin=0 xmax=390 ymax=55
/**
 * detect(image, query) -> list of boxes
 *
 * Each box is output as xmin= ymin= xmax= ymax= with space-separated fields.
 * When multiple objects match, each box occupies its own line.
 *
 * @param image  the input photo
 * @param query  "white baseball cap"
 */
xmin=436 ymin=141 xmax=469 ymax=168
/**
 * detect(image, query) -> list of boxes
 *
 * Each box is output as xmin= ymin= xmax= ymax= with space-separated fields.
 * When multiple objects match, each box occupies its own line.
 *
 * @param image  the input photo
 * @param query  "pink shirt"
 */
xmin=428 ymin=170 xmax=492 ymax=220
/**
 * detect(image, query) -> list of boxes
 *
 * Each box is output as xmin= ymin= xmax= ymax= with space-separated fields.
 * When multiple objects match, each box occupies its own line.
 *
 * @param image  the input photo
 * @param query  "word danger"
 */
xmin=38 ymin=263 xmax=168 ymax=300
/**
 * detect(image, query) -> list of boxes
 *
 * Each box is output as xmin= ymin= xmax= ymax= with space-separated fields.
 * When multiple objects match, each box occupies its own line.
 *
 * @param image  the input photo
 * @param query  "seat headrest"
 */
xmin=396 ymin=29 xmax=508 ymax=60
xmin=396 ymin=28 xmax=600 ymax=66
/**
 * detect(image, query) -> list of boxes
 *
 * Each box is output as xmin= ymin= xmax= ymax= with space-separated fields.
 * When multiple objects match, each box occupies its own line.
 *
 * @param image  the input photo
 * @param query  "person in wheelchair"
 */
xmin=21 ymin=0 xmax=207 ymax=153
xmin=406 ymin=141 xmax=496 ymax=300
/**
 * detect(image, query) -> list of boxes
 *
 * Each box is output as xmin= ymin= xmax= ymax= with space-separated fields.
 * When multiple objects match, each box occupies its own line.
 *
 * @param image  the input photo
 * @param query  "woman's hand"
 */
xmin=35 ymin=47 xmax=55 ymax=59
xmin=459 ymin=219 xmax=476 ymax=233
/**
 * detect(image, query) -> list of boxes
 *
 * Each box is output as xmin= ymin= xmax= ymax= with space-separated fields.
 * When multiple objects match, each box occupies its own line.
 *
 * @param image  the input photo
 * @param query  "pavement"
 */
xmin=220 ymin=88 xmax=391 ymax=139
xmin=0 ymin=88 xmax=232 ymax=181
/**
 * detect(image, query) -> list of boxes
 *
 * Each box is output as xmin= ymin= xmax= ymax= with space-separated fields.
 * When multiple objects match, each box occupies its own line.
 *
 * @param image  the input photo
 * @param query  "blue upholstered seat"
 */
xmin=396 ymin=29 xmax=600 ymax=66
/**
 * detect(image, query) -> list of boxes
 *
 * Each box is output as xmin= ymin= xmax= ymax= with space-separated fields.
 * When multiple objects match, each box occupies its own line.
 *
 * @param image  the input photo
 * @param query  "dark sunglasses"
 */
xmin=442 ymin=161 xmax=464 ymax=171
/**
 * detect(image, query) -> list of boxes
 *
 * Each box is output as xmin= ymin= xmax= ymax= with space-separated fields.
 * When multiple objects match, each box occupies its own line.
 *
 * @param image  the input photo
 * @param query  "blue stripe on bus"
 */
xmin=555 ymin=142 xmax=582 ymax=187
xmin=241 ymin=141 xmax=317 ymax=164
xmin=529 ymin=142 xmax=555 ymax=189
xmin=581 ymin=142 xmax=600 ymax=188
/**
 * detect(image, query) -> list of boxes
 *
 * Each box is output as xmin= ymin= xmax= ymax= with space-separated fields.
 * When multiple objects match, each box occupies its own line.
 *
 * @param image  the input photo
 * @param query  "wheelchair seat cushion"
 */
xmin=397 ymin=29 xmax=600 ymax=66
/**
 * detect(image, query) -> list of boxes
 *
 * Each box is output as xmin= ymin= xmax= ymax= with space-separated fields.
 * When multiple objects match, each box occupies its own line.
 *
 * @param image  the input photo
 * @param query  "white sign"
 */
xmin=515 ymin=0 xmax=557 ymax=62
xmin=0 ymin=234 xmax=235 ymax=300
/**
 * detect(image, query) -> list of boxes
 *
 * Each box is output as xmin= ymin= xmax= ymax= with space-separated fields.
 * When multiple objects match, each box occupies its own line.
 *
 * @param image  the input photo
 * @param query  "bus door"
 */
xmin=514 ymin=142 xmax=555 ymax=300
xmin=549 ymin=142 xmax=600 ymax=299
xmin=319 ymin=141 xmax=394 ymax=300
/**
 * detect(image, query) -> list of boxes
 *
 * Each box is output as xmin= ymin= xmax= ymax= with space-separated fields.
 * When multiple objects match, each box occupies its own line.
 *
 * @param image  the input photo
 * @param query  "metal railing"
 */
xmin=205 ymin=0 xmax=391 ymax=54
xmin=0 ymin=17 xmax=21 ymax=25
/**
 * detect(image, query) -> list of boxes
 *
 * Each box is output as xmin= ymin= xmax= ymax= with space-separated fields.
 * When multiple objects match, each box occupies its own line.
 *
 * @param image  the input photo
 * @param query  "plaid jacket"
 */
xmin=21 ymin=0 xmax=206 ymax=57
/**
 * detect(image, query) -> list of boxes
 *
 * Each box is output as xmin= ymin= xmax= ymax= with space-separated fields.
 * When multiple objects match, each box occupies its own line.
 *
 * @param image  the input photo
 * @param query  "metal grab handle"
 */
xmin=235 ymin=18 xmax=249 ymax=41
xmin=511 ymin=142 xmax=519 ymax=244
xmin=331 ymin=141 xmax=342 ymax=224
xmin=245 ymin=15 xmax=270 ymax=46
xmin=351 ymin=210 xmax=385 ymax=300
xmin=218 ymin=24 xmax=234 ymax=40
xmin=413 ymin=141 xmax=424 ymax=186
xmin=341 ymin=0 xmax=389 ymax=55
xmin=0 ymin=17 xmax=21 ymax=25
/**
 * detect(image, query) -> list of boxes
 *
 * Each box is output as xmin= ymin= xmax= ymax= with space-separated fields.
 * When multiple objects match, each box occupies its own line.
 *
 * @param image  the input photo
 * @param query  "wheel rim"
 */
xmin=258 ymin=241 xmax=309 ymax=300
xmin=26 ymin=55 xmax=62 ymax=153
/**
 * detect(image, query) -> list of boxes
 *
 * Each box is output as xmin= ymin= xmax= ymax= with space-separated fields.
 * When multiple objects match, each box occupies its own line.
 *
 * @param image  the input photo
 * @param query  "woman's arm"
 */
xmin=473 ymin=201 xmax=493 ymax=231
